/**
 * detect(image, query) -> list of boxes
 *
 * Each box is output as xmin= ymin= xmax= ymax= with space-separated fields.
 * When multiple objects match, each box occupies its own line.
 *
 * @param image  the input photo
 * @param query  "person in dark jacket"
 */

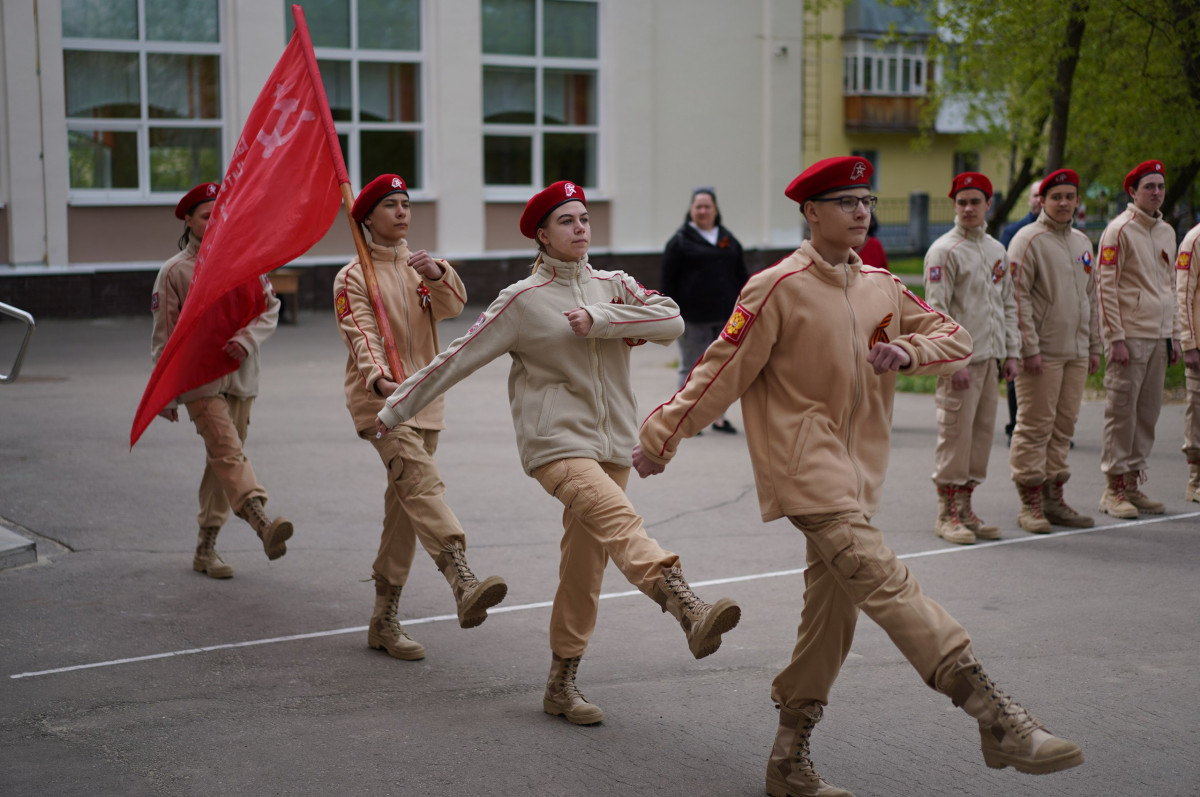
xmin=660 ymin=187 xmax=749 ymax=433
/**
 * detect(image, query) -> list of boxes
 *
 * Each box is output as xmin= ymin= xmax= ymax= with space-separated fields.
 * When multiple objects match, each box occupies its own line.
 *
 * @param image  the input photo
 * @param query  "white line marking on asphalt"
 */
xmin=10 ymin=511 xmax=1197 ymax=680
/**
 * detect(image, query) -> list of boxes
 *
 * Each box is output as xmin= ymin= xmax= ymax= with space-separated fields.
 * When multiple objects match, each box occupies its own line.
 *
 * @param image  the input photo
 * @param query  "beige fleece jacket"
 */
xmin=1096 ymin=203 xmax=1181 ymax=343
xmin=150 ymin=239 xmax=281 ymax=408
xmin=639 ymin=241 xmax=972 ymax=521
xmin=378 ymin=253 xmax=684 ymax=475
xmin=1176 ymin=222 xmax=1200 ymax=352
xmin=334 ymin=239 xmax=467 ymax=435
xmin=1007 ymin=211 xmax=1101 ymax=360
xmin=924 ymin=221 xmax=1020 ymax=362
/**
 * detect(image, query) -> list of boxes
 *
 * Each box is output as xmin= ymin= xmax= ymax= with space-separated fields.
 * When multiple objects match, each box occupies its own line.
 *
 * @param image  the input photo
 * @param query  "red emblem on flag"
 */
xmin=1100 ymin=245 xmax=1118 ymax=266
xmin=130 ymin=6 xmax=346 ymax=448
xmin=721 ymin=304 xmax=754 ymax=345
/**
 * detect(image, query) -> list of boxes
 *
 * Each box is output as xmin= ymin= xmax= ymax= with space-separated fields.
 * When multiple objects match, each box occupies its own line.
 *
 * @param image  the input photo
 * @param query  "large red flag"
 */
xmin=131 ymin=9 xmax=347 ymax=447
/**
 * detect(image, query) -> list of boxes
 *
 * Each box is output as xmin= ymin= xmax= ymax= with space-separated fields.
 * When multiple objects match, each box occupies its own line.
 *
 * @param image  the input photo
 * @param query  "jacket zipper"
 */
xmin=572 ymin=267 xmax=611 ymax=459
xmin=843 ymin=263 xmax=864 ymax=501
xmin=392 ymin=247 xmax=417 ymax=370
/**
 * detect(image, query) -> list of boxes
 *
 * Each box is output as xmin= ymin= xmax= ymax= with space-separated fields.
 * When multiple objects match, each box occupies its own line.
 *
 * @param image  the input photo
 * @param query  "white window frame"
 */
xmin=63 ymin=1 xmax=224 ymax=205
xmin=481 ymin=0 xmax=601 ymax=200
xmin=843 ymin=38 xmax=930 ymax=98
xmin=308 ymin=0 xmax=429 ymax=196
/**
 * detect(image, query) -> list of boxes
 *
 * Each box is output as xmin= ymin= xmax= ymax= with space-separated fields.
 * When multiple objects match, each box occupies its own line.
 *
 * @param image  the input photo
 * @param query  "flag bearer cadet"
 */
xmin=636 ymin=157 xmax=1084 ymax=797
xmin=1175 ymin=220 xmax=1200 ymax=502
xmin=333 ymin=174 xmax=508 ymax=662
xmin=376 ymin=180 xmax=740 ymax=725
xmin=1096 ymin=160 xmax=1181 ymax=517
xmin=151 ymin=182 xmax=293 ymax=578
xmin=924 ymin=172 xmax=1022 ymax=544
xmin=1007 ymin=169 xmax=1101 ymax=533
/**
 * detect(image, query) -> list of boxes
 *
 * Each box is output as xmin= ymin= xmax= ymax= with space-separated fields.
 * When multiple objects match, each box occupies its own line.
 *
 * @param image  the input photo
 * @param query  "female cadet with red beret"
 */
xmin=637 ymin=157 xmax=1083 ymax=795
xmin=333 ymin=174 xmax=507 ymax=662
xmin=375 ymin=180 xmax=741 ymax=725
xmin=151 ymin=182 xmax=292 ymax=578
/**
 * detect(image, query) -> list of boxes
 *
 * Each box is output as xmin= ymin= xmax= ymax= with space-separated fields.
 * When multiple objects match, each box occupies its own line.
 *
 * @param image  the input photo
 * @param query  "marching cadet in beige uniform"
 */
xmin=637 ymin=157 xmax=1083 ymax=797
xmin=1176 ymin=220 xmax=1200 ymax=501
xmin=924 ymin=172 xmax=1020 ymax=544
xmin=377 ymin=181 xmax=740 ymax=725
xmin=334 ymin=174 xmax=507 ymax=661
xmin=151 ymin=182 xmax=292 ymax=578
xmin=1007 ymin=169 xmax=1101 ymax=533
xmin=1096 ymin=160 xmax=1182 ymax=518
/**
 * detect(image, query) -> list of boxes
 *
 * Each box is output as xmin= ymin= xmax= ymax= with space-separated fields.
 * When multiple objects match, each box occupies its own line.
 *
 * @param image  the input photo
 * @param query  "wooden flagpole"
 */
xmin=293 ymin=5 xmax=405 ymax=385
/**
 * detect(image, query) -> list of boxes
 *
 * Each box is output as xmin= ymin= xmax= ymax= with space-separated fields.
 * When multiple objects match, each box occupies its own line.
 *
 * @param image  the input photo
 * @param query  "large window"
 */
xmin=481 ymin=0 xmax=599 ymax=190
xmin=63 ymin=0 xmax=223 ymax=198
xmin=288 ymin=0 xmax=425 ymax=191
xmin=843 ymin=39 xmax=930 ymax=97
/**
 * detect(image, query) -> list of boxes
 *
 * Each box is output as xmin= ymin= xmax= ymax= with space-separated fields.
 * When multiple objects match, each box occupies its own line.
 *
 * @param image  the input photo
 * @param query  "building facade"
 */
xmin=0 ymin=0 xmax=996 ymax=317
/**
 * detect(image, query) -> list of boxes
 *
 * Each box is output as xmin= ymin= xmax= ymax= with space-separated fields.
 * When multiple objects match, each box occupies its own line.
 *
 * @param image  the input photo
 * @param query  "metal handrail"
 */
xmin=0 ymin=301 xmax=35 ymax=383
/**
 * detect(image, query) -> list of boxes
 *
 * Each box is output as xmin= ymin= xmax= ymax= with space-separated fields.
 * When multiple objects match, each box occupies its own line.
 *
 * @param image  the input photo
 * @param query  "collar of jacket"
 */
xmin=367 ymin=238 xmax=410 ymax=262
xmin=801 ymin=239 xmax=862 ymax=288
xmin=184 ymin=237 xmax=200 ymax=256
xmin=1036 ymin=210 xmax=1076 ymax=234
xmin=539 ymin=252 xmax=589 ymax=281
xmin=953 ymin=220 xmax=987 ymax=241
xmin=1126 ymin=202 xmax=1163 ymax=229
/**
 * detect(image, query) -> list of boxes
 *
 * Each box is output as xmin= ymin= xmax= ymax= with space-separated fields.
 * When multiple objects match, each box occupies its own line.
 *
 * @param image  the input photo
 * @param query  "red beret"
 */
xmin=174 ymin=182 xmax=220 ymax=219
xmin=520 ymin=180 xmax=587 ymax=239
xmin=352 ymin=174 xmax=409 ymax=223
xmin=1124 ymin=160 xmax=1165 ymax=195
xmin=785 ymin=157 xmax=873 ymax=205
xmin=949 ymin=172 xmax=992 ymax=199
xmin=1039 ymin=168 xmax=1079 ymax=196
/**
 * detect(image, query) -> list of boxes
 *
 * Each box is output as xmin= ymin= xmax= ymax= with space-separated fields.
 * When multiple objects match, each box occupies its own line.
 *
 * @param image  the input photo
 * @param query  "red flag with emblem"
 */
xmin=131 ymin=9 xmax=347 ymax=447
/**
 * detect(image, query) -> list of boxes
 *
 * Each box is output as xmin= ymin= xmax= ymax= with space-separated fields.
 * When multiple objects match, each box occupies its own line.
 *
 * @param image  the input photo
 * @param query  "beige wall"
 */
xmin=485 ymin=201 xmax=610 ymax=253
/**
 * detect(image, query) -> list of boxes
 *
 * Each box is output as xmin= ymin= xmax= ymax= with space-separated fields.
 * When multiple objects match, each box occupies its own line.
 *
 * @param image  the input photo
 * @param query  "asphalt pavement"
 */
xmin=1 ymin=310 xmax=1197 ymax=797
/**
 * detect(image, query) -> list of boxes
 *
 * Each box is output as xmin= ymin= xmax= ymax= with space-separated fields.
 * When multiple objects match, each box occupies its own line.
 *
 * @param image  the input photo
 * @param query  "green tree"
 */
xmin=891 ymin=0 xmax=1200 ymax=232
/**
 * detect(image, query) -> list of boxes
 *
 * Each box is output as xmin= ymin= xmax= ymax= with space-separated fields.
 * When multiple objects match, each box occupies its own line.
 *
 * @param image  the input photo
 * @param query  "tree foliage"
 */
xmin=892 ymin=0 xmax=1200 ymax=230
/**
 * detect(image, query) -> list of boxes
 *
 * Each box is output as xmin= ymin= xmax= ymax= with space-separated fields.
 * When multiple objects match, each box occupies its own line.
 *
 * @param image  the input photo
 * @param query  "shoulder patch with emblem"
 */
xmin=904 ymin=288 xmax=936 ymax=314
xmin=721 ymin=304 xmax=754 ymax=345
xmin=335 ymin=288 xmax=350 ymax=319
xmin=928 ymin=265 xmax=942 ymax=282
xmin=1179 ymin=252 xmax=1193 ymax=271
xmin=1100 ymin=245 xmax=1118 ymax=266
xmin=151 ymin=292 xmax=159 ymax=312
xmin=467 ymin=312 xmax=487 ymax=336
xmin=991 ymin=260 xmax=1006 ymax=283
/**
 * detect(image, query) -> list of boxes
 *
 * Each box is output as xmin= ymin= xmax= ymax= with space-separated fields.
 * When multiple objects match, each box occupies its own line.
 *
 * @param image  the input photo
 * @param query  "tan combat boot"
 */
xmin=193 ymin=526 xmax=234 ymax=579
xmin=948 ymin=654 xmax=1084 ymax=775
xmin=368 ymin=577 xmax=425 ymax=660
xmin=1187 ymin=462 xmax=1200 ymax=503
xmin=543 ymin=653 xmax=604 ymax=725
xmin=1015 ymin=482 xmax=1052 ymax=533
xmin=955 ymin=481 xmax=1000 ymax=540
xmin=935 ymin=484 xmax=976 ymax=544
xmin=435 ymin=542 xmax=508 ymax=629
xmin=765 ymin=703 xmax=854 ymax=797
xmin=1098 ymin=473 xmax=1138 ymax=519
xmin=1123 ymin=471 xmax=1164 ymax=515
xmin=235 ymin=497 xmax=293 ymax=560
xmin=652 ymin=565 xmax=740 ymax=659
xmin=1040 ymin=478 xmax=1093 ymax=528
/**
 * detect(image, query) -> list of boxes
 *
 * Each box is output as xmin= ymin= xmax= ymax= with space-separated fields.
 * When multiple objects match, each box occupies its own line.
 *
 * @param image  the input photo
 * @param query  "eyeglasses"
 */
xmin=810 ymin=195 xmax=878 ymax=213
